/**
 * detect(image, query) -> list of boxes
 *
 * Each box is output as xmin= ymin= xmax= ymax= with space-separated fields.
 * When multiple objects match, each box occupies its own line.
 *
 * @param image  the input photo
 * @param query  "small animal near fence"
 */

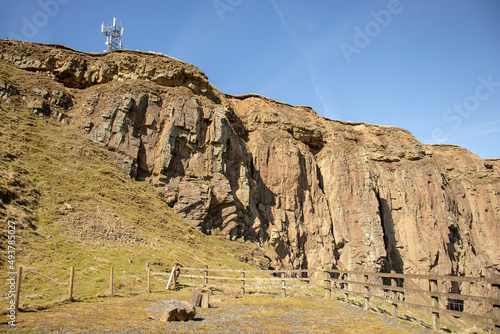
xmin=152 ymin=266 xmax=500 ymax=332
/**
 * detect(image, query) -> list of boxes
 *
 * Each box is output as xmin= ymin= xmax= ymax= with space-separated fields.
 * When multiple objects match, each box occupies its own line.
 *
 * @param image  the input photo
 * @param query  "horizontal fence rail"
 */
xmin=157 ymin=265 xmax=500 ymax=332
xmin=8 ymin=264 xmax=500 ymax=333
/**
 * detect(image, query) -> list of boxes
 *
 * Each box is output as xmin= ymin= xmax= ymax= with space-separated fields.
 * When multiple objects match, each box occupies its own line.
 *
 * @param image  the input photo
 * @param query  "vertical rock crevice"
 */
xmin=375 ymin=189 xmax=404 ymax=273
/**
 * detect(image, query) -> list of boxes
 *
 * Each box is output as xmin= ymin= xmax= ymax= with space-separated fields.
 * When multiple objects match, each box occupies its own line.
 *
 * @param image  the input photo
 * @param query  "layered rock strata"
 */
xmin=1 ymin=40 xmax=498 ymax=279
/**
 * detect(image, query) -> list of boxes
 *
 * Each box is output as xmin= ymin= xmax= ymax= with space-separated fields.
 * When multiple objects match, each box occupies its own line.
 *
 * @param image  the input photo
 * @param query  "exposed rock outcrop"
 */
xmin=1 ymin=40 xmax=498 ymax=280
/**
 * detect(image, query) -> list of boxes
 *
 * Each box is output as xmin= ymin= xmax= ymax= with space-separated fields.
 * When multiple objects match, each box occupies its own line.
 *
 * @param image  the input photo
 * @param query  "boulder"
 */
xmin=145 ymin=299 xmax=196 ymax=322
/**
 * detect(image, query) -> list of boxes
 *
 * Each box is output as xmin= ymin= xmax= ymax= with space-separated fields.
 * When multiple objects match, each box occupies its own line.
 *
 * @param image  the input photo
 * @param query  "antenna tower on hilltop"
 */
xmin=101 ymin=17 xmax=123 ymax=52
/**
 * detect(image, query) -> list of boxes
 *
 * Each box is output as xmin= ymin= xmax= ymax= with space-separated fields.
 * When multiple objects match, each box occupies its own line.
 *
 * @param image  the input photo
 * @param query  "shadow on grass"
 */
xmin=334 ymin=296 xmax=434 ymax=330
xmin=401 ymin=314 xmax=432 ymax=329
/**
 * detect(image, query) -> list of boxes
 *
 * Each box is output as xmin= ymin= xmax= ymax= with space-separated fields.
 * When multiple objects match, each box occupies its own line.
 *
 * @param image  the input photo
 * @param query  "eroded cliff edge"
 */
xmin=1 ymin=40 xmax=498 ymax=277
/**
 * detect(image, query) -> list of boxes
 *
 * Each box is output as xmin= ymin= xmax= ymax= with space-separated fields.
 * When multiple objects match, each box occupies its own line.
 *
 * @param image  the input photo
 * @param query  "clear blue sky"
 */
xmin=2 ymin=0 xmax=499 ymax=158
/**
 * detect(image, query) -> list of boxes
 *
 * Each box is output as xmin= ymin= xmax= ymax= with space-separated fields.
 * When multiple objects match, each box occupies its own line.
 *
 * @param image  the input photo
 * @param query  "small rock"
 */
xmin=225 ymin=288 xmax=239 ymax=299
xmin=64 ymin=202 xmax=74 ymax=211
xmin=145 ymin=299 xmax=196 ymax=322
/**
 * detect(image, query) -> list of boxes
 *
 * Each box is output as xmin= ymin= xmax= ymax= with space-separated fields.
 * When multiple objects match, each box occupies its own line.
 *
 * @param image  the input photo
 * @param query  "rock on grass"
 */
xmin=145 ymin=299 xmax=196 ymax=322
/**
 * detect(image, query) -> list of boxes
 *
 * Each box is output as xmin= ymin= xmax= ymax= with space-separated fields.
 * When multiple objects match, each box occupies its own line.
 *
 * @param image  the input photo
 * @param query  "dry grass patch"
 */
xmin=2 ymin=290 xmax=428 ymax=333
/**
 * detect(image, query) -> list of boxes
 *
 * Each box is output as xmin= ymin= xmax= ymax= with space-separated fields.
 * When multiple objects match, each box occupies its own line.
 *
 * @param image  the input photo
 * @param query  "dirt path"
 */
xmin=2 ymin=291 xmax=431 ymax=333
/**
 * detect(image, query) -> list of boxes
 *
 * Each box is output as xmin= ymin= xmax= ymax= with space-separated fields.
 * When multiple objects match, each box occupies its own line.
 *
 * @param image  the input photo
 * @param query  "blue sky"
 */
xmin=1 ymin=0 xmax=499 ymax=158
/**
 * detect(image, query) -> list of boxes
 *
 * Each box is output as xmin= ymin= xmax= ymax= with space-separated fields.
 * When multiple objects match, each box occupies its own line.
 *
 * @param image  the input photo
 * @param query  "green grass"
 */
xmin=0 ymin=76 xmax=259 ymax=311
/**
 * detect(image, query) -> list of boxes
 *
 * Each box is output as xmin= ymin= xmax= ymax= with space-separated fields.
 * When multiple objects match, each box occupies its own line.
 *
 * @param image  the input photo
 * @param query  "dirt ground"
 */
xmin=1 ymin=290 xmax=434 ymax=334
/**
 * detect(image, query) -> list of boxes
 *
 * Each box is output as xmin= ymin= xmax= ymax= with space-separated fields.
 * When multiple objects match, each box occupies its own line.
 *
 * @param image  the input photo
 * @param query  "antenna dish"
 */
xmin=101 ymin=17 xmax=124 ymax=52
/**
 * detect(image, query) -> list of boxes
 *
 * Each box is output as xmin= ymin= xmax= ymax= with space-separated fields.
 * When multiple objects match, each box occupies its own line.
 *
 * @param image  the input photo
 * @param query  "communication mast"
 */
xmin=101 ymin=17 xmax=123 ymax=52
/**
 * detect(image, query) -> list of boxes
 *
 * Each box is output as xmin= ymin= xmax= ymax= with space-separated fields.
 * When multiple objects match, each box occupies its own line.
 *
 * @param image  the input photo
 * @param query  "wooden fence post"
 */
xmin=14 ymin=266 xmax=22 ymax=311
xmin=281 ymin=272 xmax=287 ymax=298
xmin=68 ymin=267 xmax=75 ymax=301
xmin=109 ymin=267 xmax=114 ymax=297
xmin=324 ymin=269 xmax=331 ymax=299
xmin=492 ymin=283 xmax=500 ymax=332
xmin=364 ymin=274 xmax=370 ymax=311
xmin=147 ymin=263 xmax=151 ymax=293
xmin=241 ymin=269 xmax=246 ymax=295
xmin=343 ymin=273 xmax=349 ymax=303
xmin=204 ymin=265 xmax=209 ymax=287
xmin=391 ymin=271 xmax=398 ymax=320
xmin=172 ymin=265 xmax=178 ymax=290
xmin=429 ymin=278 xmax=440 ymax=331
xmin=201 ymin=292 xmax=210 ymax=309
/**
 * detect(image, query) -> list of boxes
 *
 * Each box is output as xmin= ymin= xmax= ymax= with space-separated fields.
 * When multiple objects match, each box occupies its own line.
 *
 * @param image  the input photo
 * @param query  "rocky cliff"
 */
xmin=1 ymin=40 xmax=499 ymax=278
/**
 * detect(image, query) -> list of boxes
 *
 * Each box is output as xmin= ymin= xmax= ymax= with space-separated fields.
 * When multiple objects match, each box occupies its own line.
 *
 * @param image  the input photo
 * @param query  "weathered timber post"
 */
xmin=281 ymin=272 xmax=287 ymax=298
xmin=204 ymin=265 xmax=209 ymax=287
xmin=364 ymin=274 xmax=370 ymax=311
xmin=14 ymin=266 xmax=22 ymax=311
xmin=147 ymin=263 xmax=151 ymax=293
xmin=241 ymin=269 xmax=246 ymax=295
xmin=391 ymin=271 xmax=398 ymax=320
xmin=324 ymin=269 xmax=331 ymax=299
xmin=172 ymin=265 xmax=178 ymax=290
xmin=201 ymin=292 xmax=210 ymax=309
xmin=68 ymin=267 xmax=75 ymax=301
xmin=429 ymin=278 xmax=440 ymax=331
xmin=492 ymin=283 xmax=500 ymax=333
xmin=343 ymin=272 xmax=349 ymax=303
xmin=166 ymin=266 xmax=175 ymax=290
xmin=109 ymin=267 xmax=114 ymax=297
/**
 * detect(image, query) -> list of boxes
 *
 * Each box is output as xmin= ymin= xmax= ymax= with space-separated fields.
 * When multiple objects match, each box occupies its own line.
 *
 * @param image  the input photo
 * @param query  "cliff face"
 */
xmin=1 ymin=40 xmax=499 ymax=277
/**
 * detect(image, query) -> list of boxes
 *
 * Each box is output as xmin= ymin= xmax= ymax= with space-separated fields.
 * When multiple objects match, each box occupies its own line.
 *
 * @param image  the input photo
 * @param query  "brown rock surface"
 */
xmin=145 ymin=299 xmax=196 ymax=322
xmin=1 ymin=40 xmax=499 ymax=280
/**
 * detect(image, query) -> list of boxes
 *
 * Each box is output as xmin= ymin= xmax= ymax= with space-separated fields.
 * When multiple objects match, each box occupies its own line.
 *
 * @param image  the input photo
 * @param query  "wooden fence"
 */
xmin=11 ymin=265 xmax=500 ymax=332
xmin=155 ymin=265 xmax=500 ymax=332
xmin=11 ymin=266 xmax=122 ymax=312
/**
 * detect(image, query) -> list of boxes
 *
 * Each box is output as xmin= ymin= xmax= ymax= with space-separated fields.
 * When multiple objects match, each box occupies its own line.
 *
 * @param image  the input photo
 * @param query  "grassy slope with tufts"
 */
xmin=0 ymin=60 xmax=259 ymax=309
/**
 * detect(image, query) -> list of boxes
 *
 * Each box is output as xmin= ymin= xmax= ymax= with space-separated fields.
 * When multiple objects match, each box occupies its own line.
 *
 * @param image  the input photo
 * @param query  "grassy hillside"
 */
xmin=0 ymin=61 xmax=260 ymax=309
